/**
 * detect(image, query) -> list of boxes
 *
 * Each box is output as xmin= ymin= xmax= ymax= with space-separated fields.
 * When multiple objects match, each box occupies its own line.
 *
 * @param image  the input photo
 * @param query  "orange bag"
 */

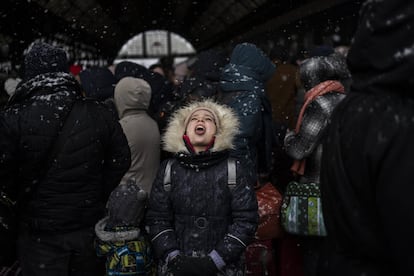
xmin=255 ymin=182 xmax=284 ymax=240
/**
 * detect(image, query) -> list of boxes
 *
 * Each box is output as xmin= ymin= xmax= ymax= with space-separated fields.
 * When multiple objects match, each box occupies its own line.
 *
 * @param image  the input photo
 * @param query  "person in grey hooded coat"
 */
xmin=114 ymin=77 xmax=160 ymax=194
xmin=146 ymin=99 xmax=258 ymax=276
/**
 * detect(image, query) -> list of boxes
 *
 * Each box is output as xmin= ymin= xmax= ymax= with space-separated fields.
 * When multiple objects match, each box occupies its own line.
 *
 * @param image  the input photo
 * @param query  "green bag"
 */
xmin=281 ymin=181 xmax=327 ymax=236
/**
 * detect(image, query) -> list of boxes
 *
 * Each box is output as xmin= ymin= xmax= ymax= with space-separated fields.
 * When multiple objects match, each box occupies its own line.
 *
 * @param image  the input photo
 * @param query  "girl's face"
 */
xmin=185 ymin=109 xmax=217 ymax=153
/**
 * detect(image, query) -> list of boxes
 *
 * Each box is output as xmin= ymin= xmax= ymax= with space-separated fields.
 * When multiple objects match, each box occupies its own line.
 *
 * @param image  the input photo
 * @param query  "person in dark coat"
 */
xmin=266 ymin=45 xmax=301 ymax=131
xmin=283 ymin=53 xmax=349 ymax=276
xmin=79 ymin=66 xmax=117 ymax=101
xmin=0 ymin=42 xmax=131 ymax=276
xmin=319 ymin=1 xmax=414 ymax=275
xmin=219 ymin=43 xmax=276 ymax=185
xmin=180 ymin=49 xmax=227 ymax=103
xmin=146 ymin=99 xmax=258 ymax=275
xmin=265 ymin=45 xmax=302 ymax=192
xmin=79 ymin=66 xmax=118 ymax=117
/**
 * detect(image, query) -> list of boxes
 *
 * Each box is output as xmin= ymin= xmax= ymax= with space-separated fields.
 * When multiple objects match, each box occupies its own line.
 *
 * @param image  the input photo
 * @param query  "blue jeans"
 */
xmin=17 ymin=226 xmax=104 ymax=276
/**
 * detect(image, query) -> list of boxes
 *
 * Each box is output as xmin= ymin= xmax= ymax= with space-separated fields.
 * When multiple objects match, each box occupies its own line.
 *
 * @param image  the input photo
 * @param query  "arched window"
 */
xmin=117 ymin=30 xmax=196 ymax=58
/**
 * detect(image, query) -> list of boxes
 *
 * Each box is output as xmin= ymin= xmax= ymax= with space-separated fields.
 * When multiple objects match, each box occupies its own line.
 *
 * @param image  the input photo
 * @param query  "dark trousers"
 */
xmin=299 ymin=236 xmax=324 ymax=276
xmin=17 ymin=226 xmax=104 ymax=276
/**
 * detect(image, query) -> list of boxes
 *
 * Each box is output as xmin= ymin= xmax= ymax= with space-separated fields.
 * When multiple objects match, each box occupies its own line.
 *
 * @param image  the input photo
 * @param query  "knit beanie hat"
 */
xmin=183 ymin=106 xmax=220 ymax=130
xmin=24 ymin=42 xmax=68 ymax=80
xmin=105 ymin=182 xmax=148 ymax=229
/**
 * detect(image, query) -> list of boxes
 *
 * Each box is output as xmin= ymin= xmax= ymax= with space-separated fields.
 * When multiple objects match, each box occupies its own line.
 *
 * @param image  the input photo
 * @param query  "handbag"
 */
xmin=281 ymin=181 xmax=327 ymax=236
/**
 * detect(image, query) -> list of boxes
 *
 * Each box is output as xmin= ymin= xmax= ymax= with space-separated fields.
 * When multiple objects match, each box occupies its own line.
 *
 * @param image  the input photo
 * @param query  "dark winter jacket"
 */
xmin=146 ymin=100 xmax=258 ymax=273
xmin=180 ymin=49 xmax=227 ymax=100
xmin=0 ymin=72 xmax=131 ymax=233
xmin=320 ymin=1 xmax=414 ymax=275
xmin=219 ymin=43 xmax=276 ymax=183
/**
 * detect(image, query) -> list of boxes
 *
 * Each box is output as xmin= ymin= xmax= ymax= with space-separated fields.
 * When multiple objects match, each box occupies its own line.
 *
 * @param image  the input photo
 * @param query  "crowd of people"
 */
xmin=0 ymin=1 xmax=413 ymax=275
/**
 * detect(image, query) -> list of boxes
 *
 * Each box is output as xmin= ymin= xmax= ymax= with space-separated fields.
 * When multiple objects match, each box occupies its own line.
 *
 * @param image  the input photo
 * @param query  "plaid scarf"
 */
xmin=291 ymin=80 xmax=345 ymax=175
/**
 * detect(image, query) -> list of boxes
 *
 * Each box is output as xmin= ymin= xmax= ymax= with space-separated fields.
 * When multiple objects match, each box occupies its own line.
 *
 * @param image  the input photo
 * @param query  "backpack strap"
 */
xmin=163 ymin=158 xmax=237 ymax=192
xmin=227 ymin=158 xmax=236 ymax=191
xmin=163 ymin=159 xmax=173 ymax=192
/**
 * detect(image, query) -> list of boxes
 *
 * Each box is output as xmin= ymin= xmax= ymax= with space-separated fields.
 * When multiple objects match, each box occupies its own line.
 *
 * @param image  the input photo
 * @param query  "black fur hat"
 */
xmin=300 ymin=53 xmax=351 ymax=91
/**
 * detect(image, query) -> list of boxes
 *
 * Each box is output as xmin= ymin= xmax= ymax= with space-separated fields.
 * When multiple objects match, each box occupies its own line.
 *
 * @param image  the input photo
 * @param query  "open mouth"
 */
xmin=195 ymin=125 xmax=206 ymax=135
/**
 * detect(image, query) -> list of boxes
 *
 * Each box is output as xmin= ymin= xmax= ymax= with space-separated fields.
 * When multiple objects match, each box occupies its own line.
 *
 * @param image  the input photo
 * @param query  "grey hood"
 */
xmin=114 ymin=77 xmax=151 ymax=119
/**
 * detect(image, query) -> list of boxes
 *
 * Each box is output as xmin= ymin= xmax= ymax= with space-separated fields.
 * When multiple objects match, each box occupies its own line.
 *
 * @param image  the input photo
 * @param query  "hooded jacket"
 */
xmin=145 ymin=100 xmax=258 ymax=273
xmin=114 ymin=61 xmax=176 ymax=130
xmin=0 ymin=72 xmax=131 ymax=233
xmin=219 ymin=43 xmax=276 ymax=183
xmin=320 ymin=1 xmax=414 ymax=275
xmin=114 ymin=77 xmax=160 ymax=194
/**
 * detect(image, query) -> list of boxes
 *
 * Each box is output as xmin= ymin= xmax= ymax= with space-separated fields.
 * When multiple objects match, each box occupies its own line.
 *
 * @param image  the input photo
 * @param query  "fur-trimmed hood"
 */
xmin=95 ymin=217 xmax=141 ymax=242
xmin=162 ymin=100 xmax=239 ymax=153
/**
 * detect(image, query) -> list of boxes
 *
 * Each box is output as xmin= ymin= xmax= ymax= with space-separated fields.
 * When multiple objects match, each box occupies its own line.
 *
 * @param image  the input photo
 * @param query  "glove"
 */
xmin=167 ymin=255 xmax=194 ymax=276
xmin=191 ymin=256 xmax=219 ymax=276
xmin=167 ymin=255 xmax=219 ymax=276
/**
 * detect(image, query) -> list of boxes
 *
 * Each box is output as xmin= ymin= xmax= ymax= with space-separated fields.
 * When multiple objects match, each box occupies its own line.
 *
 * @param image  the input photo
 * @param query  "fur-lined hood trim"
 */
xmin=95 ymin=217 xmax=141 ymax=242
xmin=162 ymin=100 xmax=239 ymax=153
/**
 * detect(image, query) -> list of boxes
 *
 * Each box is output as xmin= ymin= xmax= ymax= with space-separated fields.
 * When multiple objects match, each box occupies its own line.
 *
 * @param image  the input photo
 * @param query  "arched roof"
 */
xmin=0 ymin=0 xmax=361 ymax=63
